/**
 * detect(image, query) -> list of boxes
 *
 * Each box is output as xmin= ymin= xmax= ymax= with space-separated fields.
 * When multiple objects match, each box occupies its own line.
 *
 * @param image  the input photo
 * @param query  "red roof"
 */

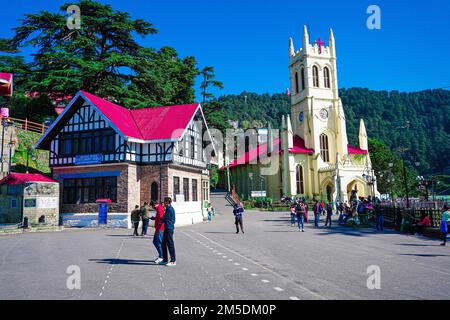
xmin=0 ymin=173 xmax=57 ymax=186
xmin=223 ymin=135 xmax=314 ymax=170
xmin=0 ymin=73 xmax=12 ymax=83
xmin=80 ymin=91 xmax=199 ymax=141
xmin=0 ymin=73 xmax=13 ymax=96
xmin=347 ymin=144 xmax=368 ymax=155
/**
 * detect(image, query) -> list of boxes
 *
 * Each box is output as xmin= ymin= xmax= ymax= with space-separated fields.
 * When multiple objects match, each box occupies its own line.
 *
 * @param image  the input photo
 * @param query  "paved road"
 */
xmin=0 ymin=192 xmax=449 ymax=300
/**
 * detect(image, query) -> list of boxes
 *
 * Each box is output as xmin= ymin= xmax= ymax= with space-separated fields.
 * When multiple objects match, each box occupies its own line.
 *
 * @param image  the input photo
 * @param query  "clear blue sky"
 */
xmin=1 ymin=0 xmax=449 ymax=99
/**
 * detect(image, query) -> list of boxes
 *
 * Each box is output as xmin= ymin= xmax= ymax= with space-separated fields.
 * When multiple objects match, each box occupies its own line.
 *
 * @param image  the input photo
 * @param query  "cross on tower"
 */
xmin=314 ymin=37 xmax=326 ymax=54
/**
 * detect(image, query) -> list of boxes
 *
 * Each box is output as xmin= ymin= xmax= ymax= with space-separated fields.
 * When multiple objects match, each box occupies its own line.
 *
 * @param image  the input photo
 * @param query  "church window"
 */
xmin=294 ymin=72 xmax=299 ymax=93
xmin=312 ymin=66 xmax=319 ymax=87
xmin=183 ymin=178 xmax=190 ymax=201
xmin=319 ymin=133 xmax=330 ymax=162
xmin=300 ymin=68 xmax=305 ymax=90
xmin=324 ymin=67 xmax=331 ymax=88
xmin=296 ymin=165 xmax=304 ymax=195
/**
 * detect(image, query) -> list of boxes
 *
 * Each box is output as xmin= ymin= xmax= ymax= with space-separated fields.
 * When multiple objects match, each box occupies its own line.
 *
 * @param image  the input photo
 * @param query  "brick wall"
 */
xmin=139 ymin=164 xmax=168 ymax=204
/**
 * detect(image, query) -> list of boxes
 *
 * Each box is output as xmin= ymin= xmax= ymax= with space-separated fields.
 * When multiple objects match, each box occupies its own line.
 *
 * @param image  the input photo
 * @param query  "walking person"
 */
xmin=440 ymin=205 xmax=450 ymax=246
xmin=140 ymin=202 xmax=150 ymax=236
xmin=290 ymin=203 xmax=296 ymax=226
xmin=296 ymin=200 xmax=305 ymax=232
xmin=313 ymin=200 xmax=320 ymax=227
xmin=233 ymin=202 xmax=245 ymax=234
xmin=207 ymin=203 xmax=215 ymax=222
xmin=324 ymin=202 xmax=333 ymax=227
xmin=130 ymin=205 xmax=141 ymax=236
xmin=160 ymin=197 xmax=176 ymax=266
xmin=150 ymin=200 xmax=165 ymax=263
xmin=375 ymin=203 xmax=384 ymax=232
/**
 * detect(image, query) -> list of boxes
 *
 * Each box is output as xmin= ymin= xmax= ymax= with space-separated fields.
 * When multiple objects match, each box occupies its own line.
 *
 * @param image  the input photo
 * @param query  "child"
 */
xmin=207 ymin=203 xmax=215 ymax=222
xmin=290 ymin=204 xmax=296 ymax=226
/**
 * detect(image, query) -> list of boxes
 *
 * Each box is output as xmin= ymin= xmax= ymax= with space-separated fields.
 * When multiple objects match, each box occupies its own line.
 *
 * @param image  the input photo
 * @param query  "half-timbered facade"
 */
xmin=34 ymin=91 xmax=214 ymax=227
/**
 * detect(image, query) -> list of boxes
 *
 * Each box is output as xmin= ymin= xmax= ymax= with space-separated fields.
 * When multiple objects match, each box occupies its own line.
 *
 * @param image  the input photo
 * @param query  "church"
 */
xmin=223 ymin=26 xmax=379 ymax=203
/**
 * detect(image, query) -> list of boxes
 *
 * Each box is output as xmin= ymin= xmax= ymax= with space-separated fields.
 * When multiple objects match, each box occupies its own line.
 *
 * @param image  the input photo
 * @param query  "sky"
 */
xmin=1 ymin=0 xmax=449 ymax=99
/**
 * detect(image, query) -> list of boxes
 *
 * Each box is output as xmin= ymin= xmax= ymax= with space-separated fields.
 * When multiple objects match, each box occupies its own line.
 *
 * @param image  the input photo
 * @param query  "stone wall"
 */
xmin=23 ymin=182 xmax=60 ymax=226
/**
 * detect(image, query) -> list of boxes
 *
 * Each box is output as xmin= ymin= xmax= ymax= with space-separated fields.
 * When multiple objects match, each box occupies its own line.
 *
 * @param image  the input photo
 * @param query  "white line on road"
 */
xmin=261 ymin=280 xmax=270 ymax=283
xmin=273 ymin=287 xmax=284 ymax=292
xmin=251 ymin=273 xmax=258 ymax=276
xmin=234 ymin=262 xmax=240 ymax=266
xmin=242 ymin=267 xmax=248 ymax=271
xmin=290 ymin=296 xmax=300 ymax=300
xmin=190 ymin=230 xmax=326 ymax=300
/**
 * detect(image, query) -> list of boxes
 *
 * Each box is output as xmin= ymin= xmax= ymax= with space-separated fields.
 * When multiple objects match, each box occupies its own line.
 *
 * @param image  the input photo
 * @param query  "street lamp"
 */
xmin=26 ymin=147 xmax=37 ymax=174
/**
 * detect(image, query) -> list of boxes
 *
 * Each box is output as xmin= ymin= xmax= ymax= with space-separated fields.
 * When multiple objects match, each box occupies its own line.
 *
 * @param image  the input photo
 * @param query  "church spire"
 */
xmin=302 ymin=25 xmax=309 ymax=51
xmin=359 ymin=119 xmax=368 ymax=150
xmin=329 ymin=28 xmax=336 ymax=58
xmin=289 ymin=37 xmax=295 ymax=57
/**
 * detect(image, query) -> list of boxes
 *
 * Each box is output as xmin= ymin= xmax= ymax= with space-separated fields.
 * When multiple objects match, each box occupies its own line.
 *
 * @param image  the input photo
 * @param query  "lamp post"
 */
xmin=25 ymin=147 xmax=37 ymax=174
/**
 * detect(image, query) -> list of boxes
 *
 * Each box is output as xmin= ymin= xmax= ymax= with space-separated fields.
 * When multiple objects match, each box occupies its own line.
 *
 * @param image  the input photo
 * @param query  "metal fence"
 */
xmin=380 ymin=206 xmax=443 ymax=229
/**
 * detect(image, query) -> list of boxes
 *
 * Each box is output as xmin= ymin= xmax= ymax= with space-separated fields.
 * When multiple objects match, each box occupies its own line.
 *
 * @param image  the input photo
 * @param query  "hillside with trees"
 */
xmin=217 ymin=88 xmax=450 ymax=175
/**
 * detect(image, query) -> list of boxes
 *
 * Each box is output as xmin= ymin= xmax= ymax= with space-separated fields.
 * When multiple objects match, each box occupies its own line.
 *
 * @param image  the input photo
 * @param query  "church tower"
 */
xmin=288 ymin=26 xmax=348 ymax=168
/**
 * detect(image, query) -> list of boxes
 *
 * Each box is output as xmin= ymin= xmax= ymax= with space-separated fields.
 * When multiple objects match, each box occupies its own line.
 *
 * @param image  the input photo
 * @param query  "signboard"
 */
xmin=37 ymin=197 xmax=58 ymax=208
xmin=251 ymin=191 xmax=266 ymax=198
xmin=98 ymin=203 xmax=108 ymax=225
xmin=75 ymin=154 xmax=102 ymax=166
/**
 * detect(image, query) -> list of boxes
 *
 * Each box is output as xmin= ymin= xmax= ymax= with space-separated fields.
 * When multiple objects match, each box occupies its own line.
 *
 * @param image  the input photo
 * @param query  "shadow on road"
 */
xmin=399 ymin=253 xmax=449 ymax=258
xmin=395 ymin=243 xmax=437 ymax=247
xmin=89 ymin=258 xmax=158 ymax=265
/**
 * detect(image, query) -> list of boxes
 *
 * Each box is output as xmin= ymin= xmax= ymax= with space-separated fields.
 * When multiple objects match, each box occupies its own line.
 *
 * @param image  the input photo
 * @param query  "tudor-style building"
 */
xmin=34 ymin=90 xmax=215 ymax=227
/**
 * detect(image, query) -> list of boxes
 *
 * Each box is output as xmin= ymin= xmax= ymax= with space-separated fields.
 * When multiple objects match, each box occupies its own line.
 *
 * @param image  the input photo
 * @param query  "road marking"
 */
xmin=190 ymin=230 xmax=326 ymax=300
xmin=234 ymin=262 xmax=240 ymax=266
xmin=273 ymin=287 xmax=284 ymax=292
xmin=262 ymin=280 xmax=270 ymax=283
xmin=290 ymin=296 xmax=300 ymax=300
xmin=251 ymin=273 xmax=258 ymax=276
xmin=222 ymin=256 xmax=227 ymax=258
xmin=242 ymin=267 xmax=248 ymax=271
xmin=228 ymin=259 xmax=233 ymax=262
xmin=98 ymin=239 xmax=125 ymax=297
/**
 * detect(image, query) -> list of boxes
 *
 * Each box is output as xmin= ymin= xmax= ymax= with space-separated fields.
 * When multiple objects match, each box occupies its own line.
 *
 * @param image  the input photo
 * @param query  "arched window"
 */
xmin=300 ymin=67 xmax=305 ymax=90
xmin=294 ymin=72 xmax=299 ymax=93
xmin=312 ymin=66 xmax=319 ymax=87
xmin=324 ymin=67 xmax=330 ymax=88
xmin=151 ymin=182 xmax=159 ymax=202
xmin=296 ymin=165 xmax=304 ymax=195
xmin=319 ymin=133 xmax=330 ymax=162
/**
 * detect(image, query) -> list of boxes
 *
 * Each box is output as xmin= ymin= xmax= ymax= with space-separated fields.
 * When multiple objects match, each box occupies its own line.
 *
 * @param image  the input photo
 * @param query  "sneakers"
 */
xmin=166 ymin=262 xmax=176 ymax=267
xmin=158 ymin=261 xmax=168 ymax=265
xmin=153 ymin=258 xmax=163 ymax=264
xmin=440 ymin=243 xmax=446 ymax=246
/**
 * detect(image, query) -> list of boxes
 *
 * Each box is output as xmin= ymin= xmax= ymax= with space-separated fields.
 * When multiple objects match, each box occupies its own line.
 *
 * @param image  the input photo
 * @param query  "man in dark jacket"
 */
xmin=233 ymin=202 xmax=245 ymax=234
xmin=140 ymin=202 xmax=150 ymax=236
xmin=160 ymin=197 xmax=176 ymax=266
xmin=130 ymin=205 xmax=141 ymax=236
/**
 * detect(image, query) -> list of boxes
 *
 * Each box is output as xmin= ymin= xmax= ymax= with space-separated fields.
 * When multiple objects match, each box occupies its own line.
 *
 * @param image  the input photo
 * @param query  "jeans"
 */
xmin=153 ymin=231 xmax=164 ymax=258
xmin=162 ymin=229 xmax=176 ymax=262
xmin=376 ymin=215 xmax=384 ymax=231
xmin=325 ymin=214 xmax=332 ymax=227
xmin=235 ymin=215 xmax=244 ymax=233
xmin=297 ymin=215 xmax=304 ymax=230
xmin=132 ymin=221 xmax=139 ymax=235
xmin=314 ymin=214 xmax=319 ymax=227
xmin=141 ymin=218 xmax=149 ymax=235
xmin=290 ymin=213 xmax=296 ymax=225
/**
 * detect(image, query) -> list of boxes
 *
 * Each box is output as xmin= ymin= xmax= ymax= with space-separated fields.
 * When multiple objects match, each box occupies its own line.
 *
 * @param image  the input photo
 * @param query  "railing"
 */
xmin=380 ymin=206 xmax=443 ymax=229
xmin=6 ymin=117 xmax=48 ymax=134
